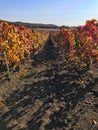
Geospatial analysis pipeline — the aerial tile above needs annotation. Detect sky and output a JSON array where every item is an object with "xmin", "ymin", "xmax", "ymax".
[{"xmin": 0, "ymin": 0, "xmax": 98, "ymax": 26}]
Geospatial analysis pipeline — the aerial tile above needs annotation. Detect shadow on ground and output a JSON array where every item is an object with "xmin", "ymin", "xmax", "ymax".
[{"xmin": 0, "ymin": 37, "xmax": 98, "ymax": 130}]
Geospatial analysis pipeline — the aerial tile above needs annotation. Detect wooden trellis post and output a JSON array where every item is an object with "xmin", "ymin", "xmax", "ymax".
[{"xmin": 4, "ymin": 51, "xmax": 10, "ymax": 79}]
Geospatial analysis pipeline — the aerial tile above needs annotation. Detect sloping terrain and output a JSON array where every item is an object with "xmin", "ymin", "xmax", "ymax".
[{"xmin": 0, "ymin": 36, "xmax": 98, "ymax": 130}]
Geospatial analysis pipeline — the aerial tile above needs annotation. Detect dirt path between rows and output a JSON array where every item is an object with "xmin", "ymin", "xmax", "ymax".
[{"xmin": 0, "ymin": 36, "xmax": 98, "ymax": 130}]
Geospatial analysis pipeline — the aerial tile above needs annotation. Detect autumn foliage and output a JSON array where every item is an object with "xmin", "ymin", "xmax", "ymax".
[
  {"xmin": 0, "ymin": 19, "xmax": 98, "ymax": 71},
  {"xmin": 0, "ymin": 20, "xmax": 48, "ymax": 69},
  {"xmin": 52, "ymin": 19, "xmax": 98, "ymax": 67}
]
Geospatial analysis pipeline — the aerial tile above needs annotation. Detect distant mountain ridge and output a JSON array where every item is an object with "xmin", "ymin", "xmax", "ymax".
[
  {"xmin": 12, "ymin": 21, "xmax": 78, "ymax": 29},
  {"xmin": 10, "ymin": 21, "xmax": 60, "ymax": 29},
  {"xmin": 1, "ymin": 19, "xmax": 78, "ymax": 29}
]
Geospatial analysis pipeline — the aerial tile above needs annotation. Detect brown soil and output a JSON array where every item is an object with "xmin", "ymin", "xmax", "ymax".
[{"xmin": 0, "ymin": 37, "xmax": 98, "ymax": 130}]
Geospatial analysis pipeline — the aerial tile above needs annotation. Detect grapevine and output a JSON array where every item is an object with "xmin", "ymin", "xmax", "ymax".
[
  {"xmin": 0, "ymin": 20, "xmax": 49, "ymax": 71},
  {"xmin": 52, "ymin": 19, "xmax": 98, "ymax": 67}
]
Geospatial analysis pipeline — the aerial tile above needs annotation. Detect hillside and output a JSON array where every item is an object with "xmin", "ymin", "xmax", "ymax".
[{"xmin": 10, "ymin": 21, "xmax": 60, "ymax": 29}]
